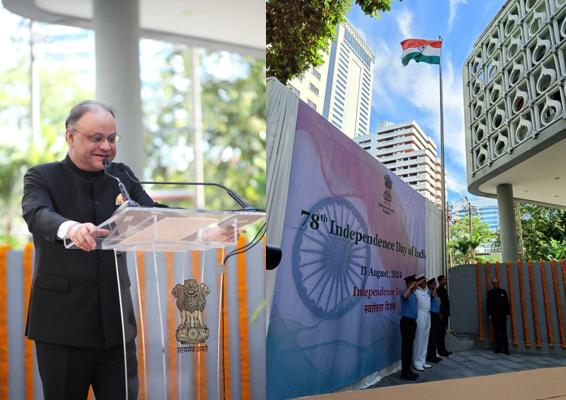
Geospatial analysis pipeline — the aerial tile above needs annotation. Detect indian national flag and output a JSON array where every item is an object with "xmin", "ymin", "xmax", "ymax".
[{"xmin": 400, "ymin": 39, "xmax": 442, "ymax": 66}]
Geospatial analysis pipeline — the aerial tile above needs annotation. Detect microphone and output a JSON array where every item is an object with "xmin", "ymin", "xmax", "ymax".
[
  {"xmin": 102, "ymin": 158, "xmax": 139, "ymax": 208},
  {"xmin": 117, "ymin": 165, "xmax": 258, "ymax": 211}
]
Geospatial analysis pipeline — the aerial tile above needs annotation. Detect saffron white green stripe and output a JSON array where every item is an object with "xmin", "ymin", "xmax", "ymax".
[{"xmin": 400, "ymin": 39, "xmax": 442, "ymax": 66}]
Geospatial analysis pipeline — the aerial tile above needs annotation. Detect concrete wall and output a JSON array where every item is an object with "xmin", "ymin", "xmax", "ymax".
[
  {"xmin": 463, "ymin": 0, "xmax": 566, "ymax": 192},
  {"xmin": 449, "ymin": 261, "xmax": 566, "ymax": 355}
]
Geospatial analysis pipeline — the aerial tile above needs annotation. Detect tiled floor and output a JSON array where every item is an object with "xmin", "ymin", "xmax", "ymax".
[{"xmin": 368, "ymin": 349, "xmax": 566, "ymax": 389}]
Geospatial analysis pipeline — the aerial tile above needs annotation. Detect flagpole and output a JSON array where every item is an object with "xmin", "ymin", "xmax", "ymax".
[{"xmin": 438, "ymin": 35, "xmax": 448, "ymax": 278}]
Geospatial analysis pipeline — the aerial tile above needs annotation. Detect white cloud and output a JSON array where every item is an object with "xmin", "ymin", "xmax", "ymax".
[
  {"xmin": 370, "ymin": 40, "xmax": 397, "ymax": 114},
  {"xmin": 370, "ymin": 33, "xmax": 469, "ymax": 197},
  {"xmin": 448, "ymin": 0, "xmax": 468, "ymax": 32},
  {"xmin": 398, "ymin": 58, "xmax": 465, "ymax": 163},
  {"xmin": 446, "ymin": 168, "xmax": 468, "ymax": 195},
  {"xmin": 403, "ymin": 57, "xmax": 468, "ymax": 166},
  {"xmin": 349, "ymin": 20, "xmax": 370, "ymax": 45},
  {"xmin": 396, "ymin": 9, "xmax": 414, "ymax": 38}
]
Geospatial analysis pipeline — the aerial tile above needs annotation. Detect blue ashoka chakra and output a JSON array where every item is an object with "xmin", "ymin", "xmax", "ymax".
[{"xmin": 292, "ymin": 197, "xmax": 371, "ymax": 320}]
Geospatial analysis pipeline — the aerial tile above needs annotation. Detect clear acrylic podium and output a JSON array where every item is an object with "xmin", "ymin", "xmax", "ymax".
[{"xmin": 96, "ymin": 207, "xmax": 265, "ymax": 399}]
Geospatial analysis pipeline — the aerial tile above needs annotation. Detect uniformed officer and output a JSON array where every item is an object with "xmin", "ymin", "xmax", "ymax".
[
  {"xmin": 412, "ymin": 274, "xmax": 431, "ymax": 371},
  {"xmin": 426, "ymin": 278, "xmax": 442, "ymax": 363},
  {"xmin": 400, "ymin": 274, "xmax": 418, "ymax": 380}
]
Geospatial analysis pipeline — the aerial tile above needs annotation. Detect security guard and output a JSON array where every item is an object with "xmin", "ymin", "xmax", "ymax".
[{"xmin": 487, "ymin": 278, "xmax": 511, "ymax": 354}]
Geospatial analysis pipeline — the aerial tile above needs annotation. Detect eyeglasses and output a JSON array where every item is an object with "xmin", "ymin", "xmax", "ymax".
[{"xmin": 70, "ymin": 127, "xmax": 122, "ymax": 144}]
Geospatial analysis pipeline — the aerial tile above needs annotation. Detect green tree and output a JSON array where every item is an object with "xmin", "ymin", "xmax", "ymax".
[
  {"xmin": 1, "ymin": 21, "xmax": 265, "ymax": 246},
  {"xmin": 267, "ymin": 0, "xmax": 392, "ymax": 84},
  {"xmin": 201, "ymin": 53, "xmax": 266, "ymax": 209},
  {"xmin": 141, "ymin": 46, "xmax": 266, "ymax": 210},
  {"xmin": 0, "ymin": 51, "xmax": 93, "ymax": 247},
  {"xmin": 449, "ymin": 215, "xmax": 495, "ymax": 265},
  {"xmin": 0, "ymin": 57, "xmax": 31, "ymax": 246},
  {"xmin": 142, "ymin": 44, "xmax": 195, "ymax": 186},
  {"xmin": 519, "ymin": 204, "xmax": 566, "ymax": 260},
  {"xmin": 0, "ymin": 146, "xmax": 27, "ymax": 247}
]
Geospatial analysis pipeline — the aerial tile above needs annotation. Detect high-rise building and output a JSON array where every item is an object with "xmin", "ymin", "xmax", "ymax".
[
  {"xmin": 463, "ymin": 0, "xmax": 566, "ymax": 261},
  {"xmin": 287, "ymin": 65, "xmax": 329, "ymax": 115},
  {"xmin": 287, "ymin": 19, "xmax": 375, "ymax": 138},
  {"xmin": 355, "ymin": 120, "xmax": 443, "ymax": 206},
  {"xmin": 450, "ymin": 198, "xmax": 499, "ymax": 232}
]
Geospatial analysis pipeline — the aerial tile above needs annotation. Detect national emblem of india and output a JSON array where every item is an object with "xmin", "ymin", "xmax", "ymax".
[{"xmin": 171, "ymin": 278, "xmax": 211, "ymax": 344}]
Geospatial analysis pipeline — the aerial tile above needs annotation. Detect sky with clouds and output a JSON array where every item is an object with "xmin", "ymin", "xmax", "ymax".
[
  {"xmin": 347, "ymin": 0, "xmax": 505, "ymax": 203},
  {"xmin": 0, "ymin": 1, "xmax": 506, "ymax": 205}
]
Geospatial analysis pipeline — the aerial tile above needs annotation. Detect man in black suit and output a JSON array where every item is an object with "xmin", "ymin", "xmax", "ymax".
[
  {"xmin": 22, "ymin": 101, "xmax": 157, "ymax": 399},
  {"xmin": 426, "ymin": 278, "xmax": 442, "ymax": 363},
  {"xmin": 487, "ymin": 278, "xmax": 511, "ymax": 355},
  {"xmin": 436, "ymin": 275, "xmax": 452, "ymax": 356}
]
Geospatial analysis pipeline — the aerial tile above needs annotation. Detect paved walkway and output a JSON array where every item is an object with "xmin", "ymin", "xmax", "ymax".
[{"xmin": 368, "ymin": 349, "xmax": 566, "ymax": 389}]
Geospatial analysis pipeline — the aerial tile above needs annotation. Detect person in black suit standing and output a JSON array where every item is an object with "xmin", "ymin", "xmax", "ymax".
[
  {"xmin": 487, "ymin": 278, "xmax": 511, "ymax": 355},
  {"xmin": 436, "ymin": 275, "xmax": 452, "ymax": 356},
  {"xmin": 22, "ymin": 101, "xmax": 157, "ymax": 399},
  {"xmin": 426, "ymin": 278, "xmax": 442, "ymax": 363}
]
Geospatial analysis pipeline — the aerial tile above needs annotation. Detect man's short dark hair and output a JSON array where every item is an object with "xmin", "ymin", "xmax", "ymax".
[
  {"xmin": 438, "ymin": 275, "xmax": 446, "ymax": 281},
  {"xmin": 65, "ymin": 100, "xmax": 115, "ymax": 129}
]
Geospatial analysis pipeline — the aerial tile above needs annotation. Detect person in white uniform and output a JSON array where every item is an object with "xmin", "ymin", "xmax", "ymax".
[{"xmin": 412, "ymin": 274, "xmax": 431, "ymax": 371}]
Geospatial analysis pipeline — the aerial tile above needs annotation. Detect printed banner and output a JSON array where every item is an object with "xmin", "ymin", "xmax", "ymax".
[{"xmin": 267, "ymin": 102, "xmax": 426, "ymax": 399}]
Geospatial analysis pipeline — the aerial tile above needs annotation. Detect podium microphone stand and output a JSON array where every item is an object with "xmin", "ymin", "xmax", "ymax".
[{"xmin": 82, "ymin": 206, "xmax": 264, "ymax": 399}]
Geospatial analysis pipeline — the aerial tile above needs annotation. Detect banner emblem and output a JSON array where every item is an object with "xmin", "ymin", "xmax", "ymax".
[{"xmin": 383, "ymin": 174, "xmax": 393, "ymax": 203}]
